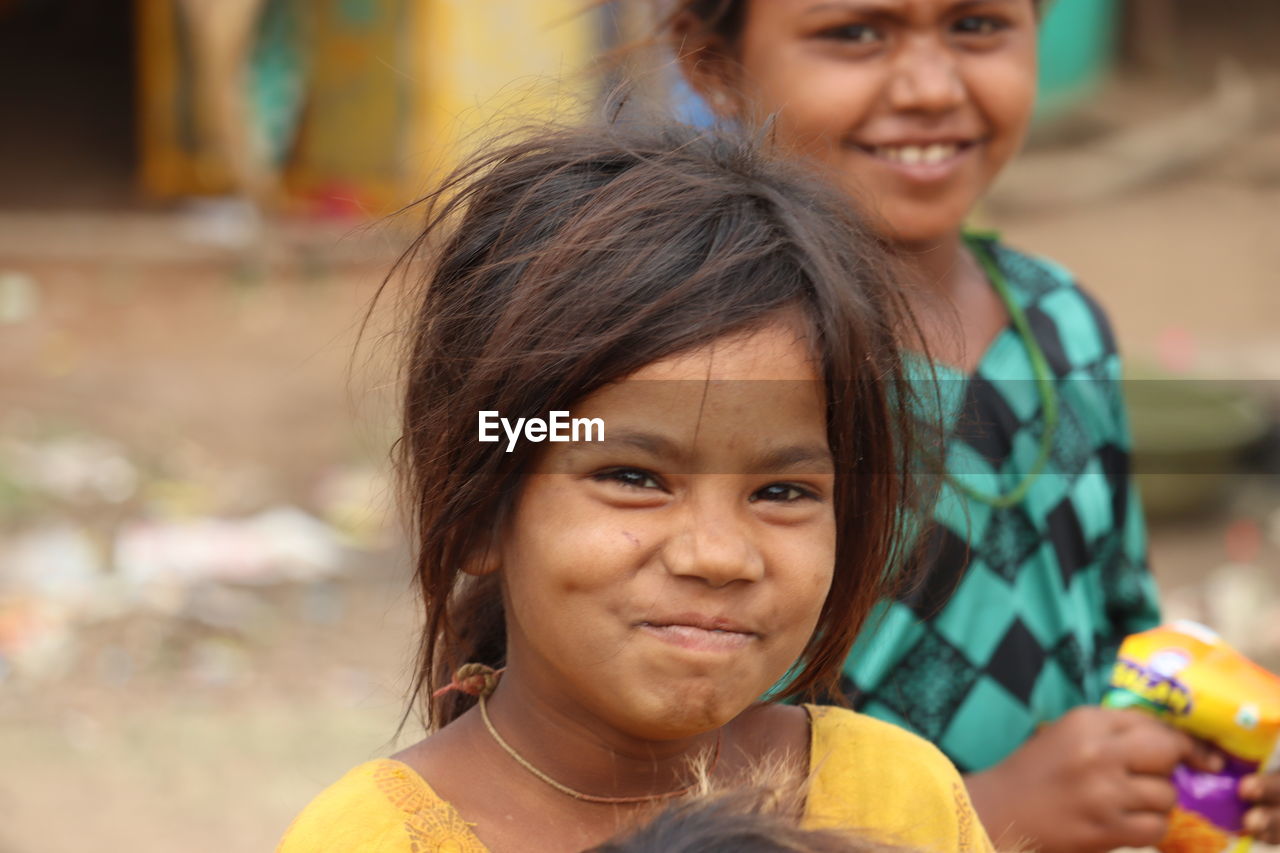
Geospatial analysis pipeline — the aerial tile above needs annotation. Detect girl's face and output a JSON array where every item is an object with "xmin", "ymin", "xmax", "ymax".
[
  {"xmin": 497, "ymin": 315, "xmax": 835, "ymax": 741},
  {"xmin": 691, "ymin": 0, "xmax": 1038, "ymax": 245}
]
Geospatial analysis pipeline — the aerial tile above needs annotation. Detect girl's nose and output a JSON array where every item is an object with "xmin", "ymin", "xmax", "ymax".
[
  {"xmin": 661, "ymin": 503, "xmax": 766, "ymax": 587},
  {"xmin": 886, "ymin": 39, "xmax": 965, "ymax": 114}
]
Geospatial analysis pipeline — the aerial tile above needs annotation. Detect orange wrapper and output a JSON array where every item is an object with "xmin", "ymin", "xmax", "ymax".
[{"xmin": 1103, "ymin": 622, "xmax": 1280, "ymax": 853}]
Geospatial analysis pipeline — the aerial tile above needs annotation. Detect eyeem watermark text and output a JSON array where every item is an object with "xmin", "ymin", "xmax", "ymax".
[{"xmin": 478, "ymin": 411, "xmax": 605, "ymax": 452}]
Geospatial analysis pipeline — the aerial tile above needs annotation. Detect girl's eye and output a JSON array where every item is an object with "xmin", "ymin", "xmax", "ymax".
[
  {"xmin": 953, "ymin": 16, "xmax": 1007, "ymax": 36},
  {"xmin": 750, "ymin": 483, "xmax": 815, "ymax": 504},
  {"xmin": 596, "ymin": 468, "xmax": 662, "ymax": 491},
  {"xmin": 818, "ymin": 23, "xmax": 882, "ymax": 45}
]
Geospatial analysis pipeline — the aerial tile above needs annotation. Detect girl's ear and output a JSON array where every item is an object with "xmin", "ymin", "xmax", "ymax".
[
  {"xmin": 461, "ymin": 539, "xmax": 501, "ymax": 577},
  {"xmin": 460, "ymin": 526, "xmax": 502, "ymax": 577},
  {"xmin": 671, "ymin": 12, "xmax": 741, "ymax": 119}
]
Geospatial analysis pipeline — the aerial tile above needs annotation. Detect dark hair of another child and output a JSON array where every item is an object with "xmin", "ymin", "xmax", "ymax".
[
  {"xmin": 587, "ymin": 786, "xmax": 910, "ymax": 853},
  {"xmin": 385, "ymin": 119, "xmax": 936, "ymax": 730}
]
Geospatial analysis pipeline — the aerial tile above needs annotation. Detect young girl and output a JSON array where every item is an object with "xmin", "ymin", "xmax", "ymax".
[
  {"xmin": 277, "ymin": 123, "xmax": 992, "ymax": 852},
  {"xmin": 661, "ymin": 1, "xmax": 1280, "ymax": 850}
]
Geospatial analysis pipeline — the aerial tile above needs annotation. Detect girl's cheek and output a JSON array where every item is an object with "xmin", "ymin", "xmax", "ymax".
[
  {"xmin": 807, "ymin": 564, "xmax": 836, "ymax": 603},
  {"xmin": 780, "ymin": 542, "xmax": 836, "ymax": 602},
  {"xmin": 977, "ymin": 60, "xmax": 1037, "ymax": 126}
]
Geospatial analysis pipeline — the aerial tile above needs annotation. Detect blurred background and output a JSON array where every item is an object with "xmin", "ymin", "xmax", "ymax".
[{"xmin": 0, "ymin": 1, "xmax": 1277, "ymax": 850}]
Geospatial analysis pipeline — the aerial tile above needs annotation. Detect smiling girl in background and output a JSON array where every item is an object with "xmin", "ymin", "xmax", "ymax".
[
  {"xmin": 661, "ymin": 1, "xmax": 1280, "ymax": 850},
  {"xmin": 276, "ymin": 123, "xmax": 993, "ymax": 852}
]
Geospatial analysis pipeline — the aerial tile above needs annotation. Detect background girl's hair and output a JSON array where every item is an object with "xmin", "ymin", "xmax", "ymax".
[
  {"xmin": 385, "ymin": 116, "xmax": 937, "ymax": 731},
  {"xmin": 660, "ymin": 0, "xmax": 1046, "ymax": 44}
]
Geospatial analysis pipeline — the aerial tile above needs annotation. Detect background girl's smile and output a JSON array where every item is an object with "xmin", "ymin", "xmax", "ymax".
[{"xmin": 850, "ymin": 135, "xmax": 980, "ymax": 185}]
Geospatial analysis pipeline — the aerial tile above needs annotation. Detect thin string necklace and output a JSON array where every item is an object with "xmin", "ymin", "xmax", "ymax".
[
  {"xmin": 437, "ymin": 664, "xmax": 722, "ymax": 806},
  {"xmin": 951, "ymin": 231, "xmax": 1059, "ymax": 509}
]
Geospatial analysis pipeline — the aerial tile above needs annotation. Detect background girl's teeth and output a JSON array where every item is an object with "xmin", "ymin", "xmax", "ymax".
[
  {"xmin": 923, "ymin": 144, "xmax": 954, "ymax": 165},
  {"xmin": 873, "ymin": 144, "xmax": 960, "ymax": 164}
]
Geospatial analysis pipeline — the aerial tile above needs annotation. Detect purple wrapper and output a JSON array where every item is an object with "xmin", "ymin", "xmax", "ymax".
[{"xmin": 1173, "ymin": 754, "xmax": 1255, "ymax": 831}]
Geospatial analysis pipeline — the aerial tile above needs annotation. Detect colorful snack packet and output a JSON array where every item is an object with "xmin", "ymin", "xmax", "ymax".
[{"xmin": 1103, "ymin": 621, "xmax": 1280, "ymax": 853}]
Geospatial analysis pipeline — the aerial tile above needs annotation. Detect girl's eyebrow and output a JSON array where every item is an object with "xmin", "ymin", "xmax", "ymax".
[
  {"xmin": 950, "ymin": 0, "xmax": 1023, "ymax": 9},
  {"xmin": 802, "ymin": 0, "xmax": 901, "ymax": 16},
  {"xmin": 588, "ymin": 430, "xmax": 690, "ymax": 465},
  {"xmin": 803, "ymin": 1, "xmax": 888, "ymax": 15},
  {"xmin": 746, "ymin": 444, "xmax": 835, "ymax": 475},
  {"xmin": 549, "ymin": 429, "xmax": 676, "ymax": 459},
  {"xmin": 571, "ymin": 430, "xmax": 833, "ymax": 475},
  {"xmin": 803, "ymin": 0, "xmax": 1019, "ymax": 15}
]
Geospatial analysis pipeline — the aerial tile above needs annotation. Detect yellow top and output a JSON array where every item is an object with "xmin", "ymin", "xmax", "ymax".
[{"xmin": 277, "ymin": 705, "xmax": 993, "ymax": 853}]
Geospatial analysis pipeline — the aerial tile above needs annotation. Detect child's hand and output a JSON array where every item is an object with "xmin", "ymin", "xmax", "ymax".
[
  {"xmin": 1241, "ymin": 771, "xmax": 1280, "ymax": 843},
  {"xmin": 964, "ymin": 706, "xmax": 1223, "ymax": 853}
]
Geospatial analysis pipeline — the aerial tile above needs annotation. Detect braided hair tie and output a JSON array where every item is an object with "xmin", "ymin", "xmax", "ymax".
[{"xmin": 432, "ymin": 663, "xmax": 504, "ymax": 699}]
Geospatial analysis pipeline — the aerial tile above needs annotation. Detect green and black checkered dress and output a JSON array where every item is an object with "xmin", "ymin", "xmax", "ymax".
[{"xmin": 841, "ymin": 234, "xmax": 1161, "ymax": 774}]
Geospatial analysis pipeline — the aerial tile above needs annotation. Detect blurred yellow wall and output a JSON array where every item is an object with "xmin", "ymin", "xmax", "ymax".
[
  {"xmin": 409, "ymin": 0, "xmax": 598, "ymax": 184},
  {"xmin": 137, "ymin": 0, "xmax": 598, "ymax": 212}
]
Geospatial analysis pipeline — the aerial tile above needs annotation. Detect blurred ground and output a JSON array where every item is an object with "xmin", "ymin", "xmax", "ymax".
[
  {"xmin": 0, "ymin": 223, "xmax": 420, "ymax": 851},
  {"xmin": 3, "ymin": 34, "xmax": 1280, "ymax": 853}
]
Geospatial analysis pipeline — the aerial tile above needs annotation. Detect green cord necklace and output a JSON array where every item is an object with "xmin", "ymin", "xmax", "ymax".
[{"xmin": 949, "ymin": 233, "xmax": 1059, "ymax": 509}]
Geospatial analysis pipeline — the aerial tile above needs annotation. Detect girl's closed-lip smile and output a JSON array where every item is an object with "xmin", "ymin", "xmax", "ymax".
[{"xmin": 638, "ymin": 613, "xmax": 759, "ymax": 653}]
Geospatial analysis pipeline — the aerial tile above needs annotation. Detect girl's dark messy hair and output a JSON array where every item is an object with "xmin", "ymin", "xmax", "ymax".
[
  {"xmin": 390, "ymin": 119, "xmax": 934, "ymax": 730},
  {"xmin": 589, "ymin": 786, "xmax": 911, "ymax": 853},
  {"xmin": 587, "ymin": 752, "xmax": 915, "ymax": 853}
]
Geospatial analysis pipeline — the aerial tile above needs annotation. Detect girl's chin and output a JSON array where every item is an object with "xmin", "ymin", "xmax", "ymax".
[
  {"xmin": 617, "ymin": 688, "xmax": 751, "ymax": 740},
  {"xmin": 877, "ymin": 216, "xmax": 971, "ymax": 248},
  {"xmin": 858, "ymin": 197, "xmax": 977, "ymax": 248}
]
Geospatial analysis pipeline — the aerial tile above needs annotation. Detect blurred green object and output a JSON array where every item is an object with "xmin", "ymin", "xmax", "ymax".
[
  {"xmin": 1035, "ymin": 0, "xmax": 1118, "ymax": 123},
  {"xmin": 1126, "ymin": 368, "xmax": 1272, "ymax": 520},
  {"xmin": 249, "ymin": 0, "xmax": 309, "ymax": 169}
]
